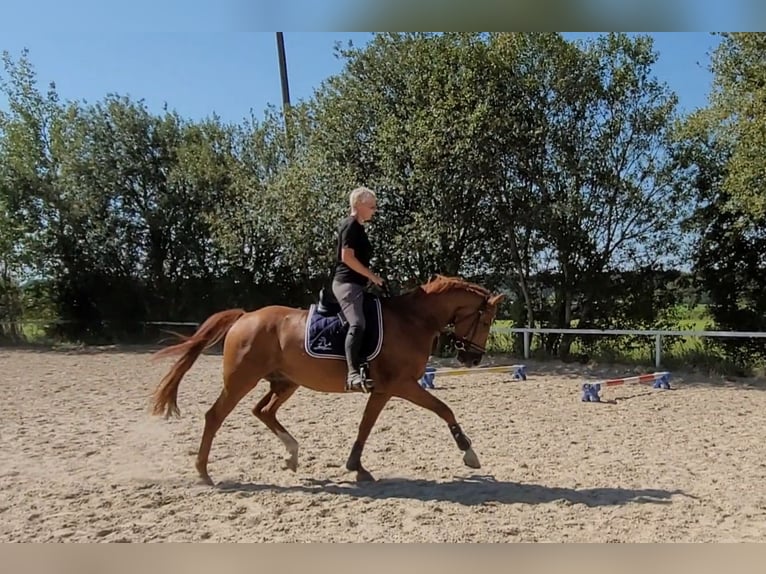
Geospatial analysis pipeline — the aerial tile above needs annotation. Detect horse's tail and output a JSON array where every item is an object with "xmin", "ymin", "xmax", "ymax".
[{"xmin": 151, "ymin": 308, "xmax": 246, "ymax": 418}]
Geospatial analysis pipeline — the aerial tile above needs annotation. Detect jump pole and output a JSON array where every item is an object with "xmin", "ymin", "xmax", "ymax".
[
  {"xmin": 581, "ymin": 371, "xmax": 671, "ymax": 402},
  {"xmin": 420, "ymin": 364, "xmax": 527, "ymax": 389}
]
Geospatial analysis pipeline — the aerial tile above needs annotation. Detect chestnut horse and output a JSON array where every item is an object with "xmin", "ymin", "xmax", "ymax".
[{"xmin": 151, "ymin": 275, "xmax": 505, "ymax": 484}]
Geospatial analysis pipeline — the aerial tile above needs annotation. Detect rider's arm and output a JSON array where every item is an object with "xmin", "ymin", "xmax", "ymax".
[{"xmin": 340, "ymin": 247, "xmax": 376, "ymax": 282}]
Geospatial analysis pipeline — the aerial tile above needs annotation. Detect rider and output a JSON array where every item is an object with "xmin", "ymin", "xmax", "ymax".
[{"xmin": 331, "ymin": 186, "xmax": 384, "ymax": 392}]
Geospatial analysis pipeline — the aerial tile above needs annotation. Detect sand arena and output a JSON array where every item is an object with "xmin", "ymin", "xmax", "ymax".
[{"xmin": 2, "ymin": 347, "xmax": 765, "ymax": 542}]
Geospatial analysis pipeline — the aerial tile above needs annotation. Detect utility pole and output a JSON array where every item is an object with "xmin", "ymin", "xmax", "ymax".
[
  {"xmin": 276, "ymin": 32, "xmax": 292, "ymax": 153},
  {"xmin": 276, "ymin": 32, "xmax": 291, "ymax": 115}
]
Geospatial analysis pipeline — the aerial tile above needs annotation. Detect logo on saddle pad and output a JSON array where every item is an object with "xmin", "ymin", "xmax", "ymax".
[{"xmin": 304, "ymin": 296, "xmax": 383, "ymax": 362}]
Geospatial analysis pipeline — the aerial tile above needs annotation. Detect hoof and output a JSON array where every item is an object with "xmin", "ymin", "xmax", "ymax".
[
  {"xmin": 198, "ymin": 474, "xmax": 215, "ymax": 486},
  {"xmin": 462, "ymin": 447, "xmax": 481, "ymax": 469},
  {"xmin": 196, "ymin": 461, "xmax": 214, "ymax": 486},
  {"xmin": 356, "ymin": 468, "xmax": 376, "ymax": 482},
  {"xmin": 345, "ymin": 383, "xmax": 373, "ymax": 393},
  {"xmin": 283, "ymin": 456, "xmax": 298, "ymax": 472}
]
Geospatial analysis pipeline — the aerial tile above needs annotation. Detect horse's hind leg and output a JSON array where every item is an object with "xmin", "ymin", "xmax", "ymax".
[
  {"xmin": 346, "ymin": 391, "xmax": 391, "ymax": 482},
  {"xmin": 253, "ymin": 375, "xmax": 300, "ymax": 472},
  {"xmin": 196, "ymin": 369, "xmax": 263, "ymax": 486}
]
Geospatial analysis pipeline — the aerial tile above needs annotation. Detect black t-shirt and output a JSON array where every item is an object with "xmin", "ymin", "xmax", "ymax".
[{"xmin": 333, "ymin": 216, "xmax": 372, "ymax": 285}]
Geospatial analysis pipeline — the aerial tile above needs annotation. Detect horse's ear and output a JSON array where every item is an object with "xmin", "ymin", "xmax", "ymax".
[{"xmin": 489, "ymin": 293, "xmax": 505, "ymax": 306}]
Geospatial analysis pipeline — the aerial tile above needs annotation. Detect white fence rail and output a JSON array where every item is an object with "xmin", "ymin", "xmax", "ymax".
[
  {"xmin": 5, "ymin": 320, "xmax": 766, "ymax": 369},
  {"xmin": 492, "ymin": 327, "xmax": 766, "ymax": 368}
]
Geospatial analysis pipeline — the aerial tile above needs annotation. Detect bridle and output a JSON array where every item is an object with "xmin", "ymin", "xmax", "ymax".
[{"xmin": 443, "ymin": 296, "xmax": 490, "ymax": 355}]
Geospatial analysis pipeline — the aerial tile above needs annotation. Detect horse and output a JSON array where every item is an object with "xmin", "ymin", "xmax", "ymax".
[{"xmin": 150, "ymin": 275, "xmax": 505, "ymax": 485}]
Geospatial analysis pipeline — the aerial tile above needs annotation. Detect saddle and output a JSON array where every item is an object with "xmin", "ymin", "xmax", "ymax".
[
  {"xmin": 304, "ymin": 287, "xmax": 384, "ymax": 364},
  {"xmin": 316, "ymin": 283, "xmax": 389, "ymax": 317},
  {"xmin": 316, "ymin": 287, "xmax": 344, "ymax": 318}
]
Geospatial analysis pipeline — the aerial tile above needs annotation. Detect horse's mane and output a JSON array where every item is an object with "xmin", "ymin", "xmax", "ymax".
[
  {"xmin": 421, "ymin": 275, "xmax": 491, "ymax": 297},
  {"xmin": 383, "ymin": 275, "xmax": 492, "ymax": 307}
]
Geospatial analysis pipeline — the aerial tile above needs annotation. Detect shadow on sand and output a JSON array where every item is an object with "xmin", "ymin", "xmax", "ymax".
[{"xmin": 215, "ymin": 474, "xmax": 692, "ymax": 507}]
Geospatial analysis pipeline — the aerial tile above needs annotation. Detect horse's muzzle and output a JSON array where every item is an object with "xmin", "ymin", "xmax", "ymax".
[{"xmin": 457, "ymin": 349, "xmax": 483, "ymax": 367}]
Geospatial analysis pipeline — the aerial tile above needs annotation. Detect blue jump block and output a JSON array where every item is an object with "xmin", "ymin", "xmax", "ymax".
[
  {"xmin": 653, "ymin": 373, "xmax": 672, "ymax": 389},
  {"xmin": 581, "ymin": 383, "xmax": 602, "ymax": 402},
  {"xmin": 513, "ymin": 365, "xmax": 527, "ymax": 381},
  {"xmin": 420, "ymin": 366, "xmax": 437, "ymax": 389}
]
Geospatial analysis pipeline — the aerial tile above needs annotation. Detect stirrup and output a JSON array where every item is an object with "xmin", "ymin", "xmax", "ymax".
[{"xmin": 346, "ymin": 365, "xmax": 374, "ymax": 393}]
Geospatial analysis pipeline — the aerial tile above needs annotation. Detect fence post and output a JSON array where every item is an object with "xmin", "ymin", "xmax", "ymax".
[
  {"xmin": 523, "ymin": 330, "xmax": 530, "ymax": 359},
  {"xmin": 655, "ymin": 333, "xmax": 662, "ymax": 369}
]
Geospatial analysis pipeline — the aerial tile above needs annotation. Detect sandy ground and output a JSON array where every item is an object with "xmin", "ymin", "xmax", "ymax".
[{"xmin": 1, "ymin": 346, "xmax": 766, "ymax": 543}]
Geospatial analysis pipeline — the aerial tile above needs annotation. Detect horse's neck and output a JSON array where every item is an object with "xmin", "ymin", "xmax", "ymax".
[{"xmin": 399, "ymin": 290, "xmax": 472, "ymax": 333}]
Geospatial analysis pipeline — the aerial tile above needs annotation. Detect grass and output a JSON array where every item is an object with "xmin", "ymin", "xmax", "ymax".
[
  {"xmin": 484, "ymin": 305, "xmax": 766, "ymax": 377},
  {"xmin": 4, "ymin": 306, "xmax": 765, "ymax": 376}
]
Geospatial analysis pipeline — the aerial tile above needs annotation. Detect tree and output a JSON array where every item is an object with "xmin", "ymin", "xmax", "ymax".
[
  {"xmin": 310, "ymin": 33, "xmax": 507, "ymax": 286},
  {"xmin": 706, "ymin": 33, "xmax": 766, "ymax": 221},
  {"xmin": 489, "ymin": 33, "xmax": 687, "ymax": 357},
  {"xmin": 0, "ymin": 49, "xmax": 65, "ymax": 336},
  {"xmin": 675, "ymin": 33, "xmax": 766, "ymax": 365}
]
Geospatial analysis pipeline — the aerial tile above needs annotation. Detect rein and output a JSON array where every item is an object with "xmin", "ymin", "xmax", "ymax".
[{"xmin": 443, "ymin": 296, "xmax": 489, "ymax": 354}]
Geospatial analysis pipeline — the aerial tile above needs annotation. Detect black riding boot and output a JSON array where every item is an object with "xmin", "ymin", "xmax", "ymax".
[{"xmin": 344, "ymin": 325, "xmax": 369, "ymax": 392}]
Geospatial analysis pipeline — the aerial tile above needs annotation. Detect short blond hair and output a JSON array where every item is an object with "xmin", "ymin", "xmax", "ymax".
[{"xmin": 349, "ymin": 186, "xmax": 376, "ymax": 209}]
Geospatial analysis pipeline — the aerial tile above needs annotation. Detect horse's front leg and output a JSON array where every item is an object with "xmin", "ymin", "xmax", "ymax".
[
  {"xmin": 346, "ymin": 391, "xmax": 391, "ymax": 482},
  {"xmin": 393, "ymin": 380, "xmax": 481, "ymax": 470}
]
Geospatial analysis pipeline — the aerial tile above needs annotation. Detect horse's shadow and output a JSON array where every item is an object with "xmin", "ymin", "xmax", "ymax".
[{"xmin": 216, "ymin": 474, "xmax": 691, "ymax": 507}]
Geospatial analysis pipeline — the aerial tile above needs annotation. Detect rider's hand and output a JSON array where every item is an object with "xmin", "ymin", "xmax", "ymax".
[{"xmin": 369, "ymin": 273, "xmax": 384, "ymax": 287}]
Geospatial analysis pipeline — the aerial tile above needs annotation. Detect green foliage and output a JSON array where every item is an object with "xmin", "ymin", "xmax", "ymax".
[
  {"xmin": 311, "ymin": 33, "xmax": 506, "ymax": 284},
  {"xmin": 0, "ymin": 49, "xmax": 312, "ymax": 340},
  {"xmin": 672, "ymin": 33, "xmax": 766, "ymax": 366},
  {"xmin": 2, "ymin": 34, "xmax": 766, "ymax": 374},
  {"xmin": 706, "ymin": 33, "xmax": 766, "ymax": 220}
]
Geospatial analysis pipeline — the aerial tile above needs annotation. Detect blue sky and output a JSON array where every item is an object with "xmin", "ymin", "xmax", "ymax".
[{"xmin": 1, "ymin": 32, "xmax": 720, "ymax": 125}]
